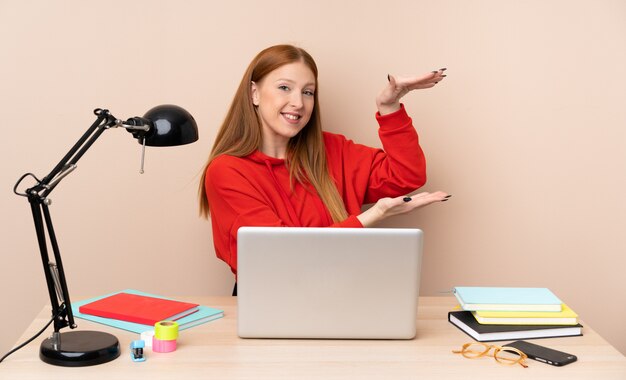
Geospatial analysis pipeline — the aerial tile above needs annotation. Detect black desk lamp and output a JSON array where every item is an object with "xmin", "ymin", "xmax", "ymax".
[{"xmin": 13, "ymin": 105, "xmax": 198, "ymax": 366}]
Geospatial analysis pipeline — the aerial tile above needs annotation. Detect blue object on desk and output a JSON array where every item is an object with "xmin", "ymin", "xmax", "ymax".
[
  {"xmin": 71, "ymin": 289, "xmax": 224, "ymax": 334},
  {"xmin": 130, "ymin": 340, "xmax": 146, "ymax": 362}
]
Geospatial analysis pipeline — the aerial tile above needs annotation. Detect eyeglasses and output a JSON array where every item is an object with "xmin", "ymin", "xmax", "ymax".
[{"xmin": 452, "ymin": 342, "xmax": 528, "ymax": 368}]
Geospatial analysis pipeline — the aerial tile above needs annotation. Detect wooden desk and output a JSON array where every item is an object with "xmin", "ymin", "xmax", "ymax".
[{"xmin": 2, "ymin": 297, "xmax": 625, "ymax": 379}]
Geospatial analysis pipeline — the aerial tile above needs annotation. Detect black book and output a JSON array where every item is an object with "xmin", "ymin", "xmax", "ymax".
[{"xmin": 448, "ymin": 311, "xmax": 583, "ymax": 342}]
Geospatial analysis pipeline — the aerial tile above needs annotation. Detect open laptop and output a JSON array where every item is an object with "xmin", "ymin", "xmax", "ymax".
[{"xmin": 237, "ymin": 227, "xmax": 423, "ymax": 339}]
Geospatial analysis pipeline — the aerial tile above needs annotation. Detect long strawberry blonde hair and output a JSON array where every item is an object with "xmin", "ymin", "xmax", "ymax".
[{"xmin": 198, "ymin": 44, "xmax": 348, "ymax": 222}]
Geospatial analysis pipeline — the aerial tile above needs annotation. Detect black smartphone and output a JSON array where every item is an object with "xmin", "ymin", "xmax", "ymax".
[{"xmin": 505, "ymin": 340, "xmax": 577, "ymax": 366}]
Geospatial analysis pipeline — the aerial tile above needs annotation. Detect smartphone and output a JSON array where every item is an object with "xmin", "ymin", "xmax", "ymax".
[{"xmin": 505, "ymin": 340, "xmax": 577, "ymax": 366}]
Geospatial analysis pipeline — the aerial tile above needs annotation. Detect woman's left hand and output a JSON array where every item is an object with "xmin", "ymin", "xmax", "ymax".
[
  {"xmin": 376, "ymin": 69, "xmax": 447, "ymax": 115},
  {"xmin": 356, "ymin": 191, "xmax": 451, "ymax": 227}
]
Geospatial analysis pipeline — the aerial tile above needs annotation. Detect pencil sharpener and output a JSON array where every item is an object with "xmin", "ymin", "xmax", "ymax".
[{"xmin": 130, "ymin": 340, "xmax": 146, "ymax": 362}]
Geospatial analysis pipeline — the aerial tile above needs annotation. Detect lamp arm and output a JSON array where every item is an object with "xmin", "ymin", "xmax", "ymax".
[
  {"xmin": 28, "ymin": 198, "xmax": 74, "ymax": 333},
  {"xmin": 19, "ymin": 108, "xmax": 121, "ymax": 334},
  {"xmin": 28, "ymin": 198, "xmax": 64, "ymax": 331},
  {"xmin": 35, "ymin": 109, "xmax": 114, "ymax": 195},
  {"xmin": 40, "ymin": 124, "xmax": 109, "ymax": 198}
]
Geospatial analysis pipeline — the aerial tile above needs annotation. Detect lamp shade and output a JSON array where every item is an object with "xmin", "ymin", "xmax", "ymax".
[{"xmin": 142, "ymin": 104, "xmax": 199, "ymax": 147}]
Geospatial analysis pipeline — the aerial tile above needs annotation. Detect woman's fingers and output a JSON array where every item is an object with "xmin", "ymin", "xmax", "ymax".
[
  {"xmin": 393, "ymin": 69, "xmax": 447, "ymax": 90},
  {"xmin": 404, "ymin": 191, "xmax": 451, "ymax": 206}
]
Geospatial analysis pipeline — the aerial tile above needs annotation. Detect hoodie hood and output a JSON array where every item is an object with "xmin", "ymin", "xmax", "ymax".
[{"xmin": 247, "ymin": 150, "xmax": 285, "ymax": 166}]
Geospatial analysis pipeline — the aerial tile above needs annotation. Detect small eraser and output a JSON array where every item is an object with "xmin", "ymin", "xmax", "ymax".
[{"xmin": 140, "ymin": 330, "xmax": 155, "ymax": 348}]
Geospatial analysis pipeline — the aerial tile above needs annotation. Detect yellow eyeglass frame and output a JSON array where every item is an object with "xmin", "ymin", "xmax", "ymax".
[{"xmin": 452, "ymin": 342, "xmax": 528, "ymax": 368}]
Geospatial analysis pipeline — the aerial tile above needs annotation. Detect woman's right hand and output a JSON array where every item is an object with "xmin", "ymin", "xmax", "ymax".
[{"xmin": 357, "ymin": 191, "xmax": 451, "ymax": 227}]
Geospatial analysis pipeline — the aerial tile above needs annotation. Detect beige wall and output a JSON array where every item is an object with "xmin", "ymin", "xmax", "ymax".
[{"xmin": 1, "ymin": 0, "xmax": 624, "ymax": 356}]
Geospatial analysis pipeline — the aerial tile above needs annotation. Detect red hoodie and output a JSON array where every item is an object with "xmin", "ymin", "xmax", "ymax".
[{"xmin": 205, "ymin": 105, "xmax": 426, "ymax": 274}]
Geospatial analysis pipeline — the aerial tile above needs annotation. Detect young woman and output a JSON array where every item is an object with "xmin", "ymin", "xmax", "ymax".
[{"xmin": 199, "ymin": 44, "xmax": 449, "ymax": 281}]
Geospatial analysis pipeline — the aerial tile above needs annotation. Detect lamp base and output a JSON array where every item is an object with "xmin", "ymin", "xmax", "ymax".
[{"xmin": 40, "ymin": 330, "xmax": 120, "ymax": 367}]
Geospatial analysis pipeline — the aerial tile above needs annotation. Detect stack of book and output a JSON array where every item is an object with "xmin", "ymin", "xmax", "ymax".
[
  {"xmin": 73, "ymin": 289, "xmax": 224, "ymax": 334},
  {"xmin": 448, "ymin": 287, "xmax": 583, "ymax": 342}
]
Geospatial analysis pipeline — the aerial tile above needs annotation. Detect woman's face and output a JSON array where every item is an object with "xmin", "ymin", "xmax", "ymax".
[{"xmin": 251, "ymin": 61, "xmax": 316, "ymax": 156}]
